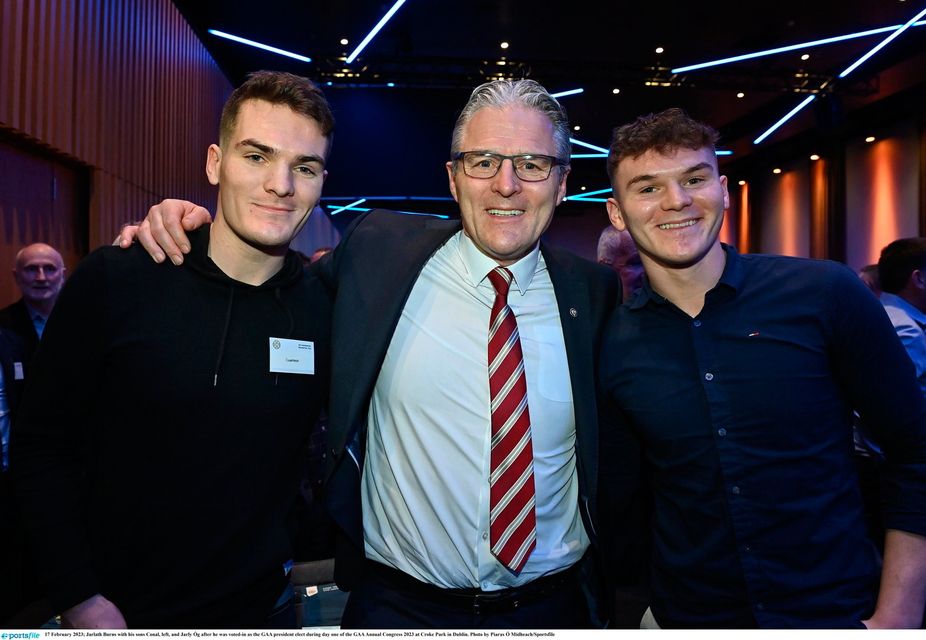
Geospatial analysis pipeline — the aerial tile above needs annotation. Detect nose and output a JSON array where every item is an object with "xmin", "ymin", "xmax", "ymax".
[
  {"xmin": 662, "ymin": 182, "xmax": 693, "ymax": 211},
  {"xmin": 34, "ymin": 266, "xmax": 48, "ymax": 281},
  {"xmin": 265, "ymin": 163, "xmax": 295, "ymax": 198},
  {"xmin": 491, "ymin": 158, "xmax": 522, "ymax": 197}
]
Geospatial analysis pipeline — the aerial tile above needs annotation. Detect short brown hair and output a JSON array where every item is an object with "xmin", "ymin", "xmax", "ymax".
[
  {"xmin": 219, "ymin": 71, "xmax": 335, "ymax": 152},
  {"xmin": 607, "ymin": 108, "xmax": 718, "ymax": 186}
]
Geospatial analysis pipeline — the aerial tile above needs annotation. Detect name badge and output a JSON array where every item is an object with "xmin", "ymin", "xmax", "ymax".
[
  {"xmin": 13, "ymin": 362, "xmax": 24, "ymax": 380},
  {"xmin": 269, "ymin": 338, "xmax": 314, "ymax": 375}
]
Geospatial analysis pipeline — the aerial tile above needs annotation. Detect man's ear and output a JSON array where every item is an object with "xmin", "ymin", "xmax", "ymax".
[
  {"xmin": 446, "ymin": 161, "xmax": 460, "ymax": 203},
  {"xmin": 606, "ymin": 197, "xmax": 627, "ymax": 231},
  {"xmin": 205, "ymin": 144, "xmax": 222, "ymax": 186}
]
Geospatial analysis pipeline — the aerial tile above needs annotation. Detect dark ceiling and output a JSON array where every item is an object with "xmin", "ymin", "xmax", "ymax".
[{"xmin": 171, "ymin": 1, "xmax": 926, "ymax": 208}]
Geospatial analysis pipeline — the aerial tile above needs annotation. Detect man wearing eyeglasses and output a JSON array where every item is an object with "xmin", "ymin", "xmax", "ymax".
[{"xmin": 118, "ymin": 79, "xmax": 619, "ymax": 629}]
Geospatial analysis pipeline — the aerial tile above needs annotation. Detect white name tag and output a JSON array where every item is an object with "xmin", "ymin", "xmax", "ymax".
[
  {"xmin": 269, "ymin": 338, "xmax": 314, "ymax": 375},
  {"xmin": 13, "ymin": 362, "xmax": 24, "ymax": 380}
]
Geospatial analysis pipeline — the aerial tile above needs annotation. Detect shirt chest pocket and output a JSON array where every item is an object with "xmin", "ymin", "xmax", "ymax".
[{"xmin": 519, "ymin": 324, "xmax": 573, "ymax": 403}]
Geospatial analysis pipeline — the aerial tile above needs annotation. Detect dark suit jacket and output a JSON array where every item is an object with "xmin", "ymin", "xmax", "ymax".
[
  {"xmin": 318, "ymin": 210, "xmax": 620, "ymax": 600},
  {"xmin": 0, "ymin": 299, "xmax": 40, "ymax": 361}
]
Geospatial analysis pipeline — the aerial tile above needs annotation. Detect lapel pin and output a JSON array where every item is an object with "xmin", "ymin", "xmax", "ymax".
[{"xmin": 569, "ymin": 308, "xmax": 578, "ymax": 317}]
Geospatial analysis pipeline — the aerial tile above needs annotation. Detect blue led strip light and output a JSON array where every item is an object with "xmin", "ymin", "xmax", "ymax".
[
  {"xmin": 327, "ymin": 198, "xmax": 366, "ymax": 215},
  {"xmin": 570, "ymin": 138, "xmax": 609, "ymax": 153},
  {"xmin": 346, "ymin": 0, "xmax": 408, "ymax": 64},
  {"xmin": 753, "ymin": 95, "xmax": 817, "ymax": 145},
  {"xmin": 672, "ymin": 19, "xmax": 926, "ymax": 74},
  {"xmin": 207, "ymin": 30, "xmax": 312, "ymax": 63},
  {"xmin": 839, "ymin": 6, "xmax": 926, "ymax": 78},
  {"xmin": 550, "ymin": 88, "xmax": 584, "ymax": 98}
]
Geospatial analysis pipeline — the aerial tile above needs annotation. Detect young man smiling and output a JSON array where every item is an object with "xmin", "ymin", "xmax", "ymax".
[
  {"xmin": 14, "ymin": 71, "xmax": 334, "ymax": 628},
  {"xmin": 599, "ymin": 108, "xmax": 926, "ymax": 628}
]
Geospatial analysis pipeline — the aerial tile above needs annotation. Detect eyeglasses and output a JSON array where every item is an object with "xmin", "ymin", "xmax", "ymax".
[{"xmin": 452, "ymin": 151, "xmax": 566, "ymax": 182}]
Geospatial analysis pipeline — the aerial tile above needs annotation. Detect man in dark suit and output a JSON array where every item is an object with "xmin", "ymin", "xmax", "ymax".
[
  {"xmin": 0, "ymin": 243, "xmax": 66, "ymax": 359},
  {"xmin": 123, "ymin": 79, "xmax": 619, "ymax": 629},
  {"xmin": 0, "ymin": 326, "xmax": 29, "ymax": 624}
]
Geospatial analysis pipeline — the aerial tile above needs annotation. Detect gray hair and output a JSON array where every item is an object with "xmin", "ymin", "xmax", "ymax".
[{"xmin": 450, "ymin": 79, "xmax": 571, "ymax": 164}]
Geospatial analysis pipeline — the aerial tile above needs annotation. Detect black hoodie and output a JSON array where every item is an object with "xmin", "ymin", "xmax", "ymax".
[{"xmin": 13, "ymin": 227, "xmax": 332, "ymax": 627}]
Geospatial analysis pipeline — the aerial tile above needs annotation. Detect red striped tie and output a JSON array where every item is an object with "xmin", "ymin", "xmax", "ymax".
[{"xmin": 487, "ymin": 267, "xmax": 536, "ymax": 573}]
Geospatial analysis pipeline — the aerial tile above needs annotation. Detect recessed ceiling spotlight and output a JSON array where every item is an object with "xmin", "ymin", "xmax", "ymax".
[
  {"xmin": 612, "ymin": 88, "xmax": 620, "ymax": 94},
  {"xmin": 340, "ymin": 38, "xmax": 349, "ymax": 45},
  {"xmin": 773, "ymin": 168, "xmax": 782, "ymax": 174},
  {"xmin": 500, "ymin": 41, "xmax": 509, "ymax": 49},
  {"xmin": 655, "ymin": 46, "xmax": 664, "ymax": 54},
  {"xmin": 580, "ymin": 186, "xmax": 587, "ymax": 191},
  {"xmin": 573, "ymin": 125, "xmax": 581, "ymax": 131},
  {"xmin": 801, "ymin": 53, "xmax": 810, "ymax": 60},
  {"xmin": 738, "ymin": 180, "xmax": 747, "ymax": 186},
  {"xmin": 810, "ymin": 154, "xmax": 820, "ymax": 161},
  {"xmin": 736, "ymin": 92, "xmax": 745, "ymax": 98},
  {"xmin": 865, "ymin": 136, "xmax": 876, "ymax": 143}
]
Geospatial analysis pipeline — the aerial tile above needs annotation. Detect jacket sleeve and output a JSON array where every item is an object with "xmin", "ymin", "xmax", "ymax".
[{"xmin": 11, "ymin": 249, "xmax": 110, "ymax": 613}]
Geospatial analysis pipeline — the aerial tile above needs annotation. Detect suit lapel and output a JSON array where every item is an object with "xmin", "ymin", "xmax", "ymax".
[{"xmin": 542, "ymin": 243, "xmax": 598, "ymax": 514}]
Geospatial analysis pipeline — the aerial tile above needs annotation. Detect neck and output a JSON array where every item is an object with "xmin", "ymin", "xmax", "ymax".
[
  {"xmin": 207, "ymin": 218, "xmax": 286, "ymax": 286},
  {"xmin": 644, "ymin": 242, "xmax": 727, "ymax": 317},
  {"xmin": 23, "ymin": 298, "xmax": 54, "ymax": 317}
]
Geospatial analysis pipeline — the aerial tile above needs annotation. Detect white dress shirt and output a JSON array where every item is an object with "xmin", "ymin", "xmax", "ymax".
[
  {"xmin": 362, "ymin": 230, "xmax": 588, "ymax": 590},
  {"xmin": 881, "ymin": 292, "xmax": 926, "ymax": 398}
]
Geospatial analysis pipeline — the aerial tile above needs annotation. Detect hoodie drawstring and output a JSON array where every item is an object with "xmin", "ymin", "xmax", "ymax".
[{"xmin": 213, "ymin": 285, "xmax": 235, "ymax": 388}]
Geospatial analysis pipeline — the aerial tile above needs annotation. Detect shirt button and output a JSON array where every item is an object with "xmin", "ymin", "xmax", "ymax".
[
  {"xmin": 693, "ymin": 320, "xmax": 702, "ymax": 327},
  {"xmin": 717, "ymin": 428, "xmax": 727, "ymax": 437},
  {"xmin": 731, "ymin": 486, "xmax": 741, "ymax": 495},
  {"xmin": 704, "ymin": 372, "xmax": 714, "ymax": 381},
  {"xmin": 482, "ymin": 531, "xmax": 488, "ymax": 540}
]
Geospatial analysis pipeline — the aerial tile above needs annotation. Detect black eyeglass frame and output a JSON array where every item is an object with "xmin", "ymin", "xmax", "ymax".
[{"xmin": 451, "ymin": 151, "xmax": 568, "ymax": 182}]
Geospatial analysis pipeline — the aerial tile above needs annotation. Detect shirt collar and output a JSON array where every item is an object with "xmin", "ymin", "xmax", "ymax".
[
  {"xmin": 628, "ymin": 242, "xmax": 741, "ymax": 310},
  {"xmin": 457, "ymin": 231, "xmax": 540, "ymax": 296},
  {"xmin": 881, "ymin": 292, "xmax": 926, "ymax": 325}
]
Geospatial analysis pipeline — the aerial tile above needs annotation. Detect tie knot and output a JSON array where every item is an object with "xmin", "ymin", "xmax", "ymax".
[{"xmin": 487, "ymin": 267, "xmax": 513, "ymax": 299}]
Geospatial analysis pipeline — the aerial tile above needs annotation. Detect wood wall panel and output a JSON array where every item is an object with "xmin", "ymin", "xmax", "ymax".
[{"xmin": 0, "ymin": 0, "xmax": 231, "ymax": 250}]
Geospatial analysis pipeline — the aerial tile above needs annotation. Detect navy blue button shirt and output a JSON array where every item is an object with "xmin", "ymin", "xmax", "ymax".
[{"xmin": 599, "ymin": 245, "xmax": 926, "ymax": 628}]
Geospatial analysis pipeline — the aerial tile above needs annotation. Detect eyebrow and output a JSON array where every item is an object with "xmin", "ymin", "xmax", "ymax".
[
  {"xmin": 236, "ymin": 138, "xmax": 325, "ymax": 166},
  {"xmin": 625, "ymin": 161, "xmax": 714, "ymax": 190}
]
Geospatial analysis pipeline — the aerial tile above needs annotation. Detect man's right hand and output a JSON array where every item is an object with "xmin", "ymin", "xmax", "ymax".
[
  {"xmin": 61, "ymin": 593, "xmax": 128, "ymax": 628},
  {"xmin": 117, "ymin": 199, "xmax": 212, "ymax": 265}
]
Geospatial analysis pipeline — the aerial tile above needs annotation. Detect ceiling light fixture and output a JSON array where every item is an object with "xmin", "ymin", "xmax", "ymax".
[
  {"xmin": 573, "ymin": 125, "xmax": 581, "ymax": 131},
  {"xmin": 736, "ymin": 92, "xmax": 745, "ymax": 98},
  {"xmin": 671, "ymin": 19, "xmax": 926, "ymax": 73},
  {"xmin": 340, "ymin": 38, "xmax": 349, "ymax": 45},
  {"xmin": 207, "ymin": 29, "xmax": 312, "ymax": 62},
  {"xmin": 612, "ymin": 88, "xmax": 621, "ymax": 94},
  {"xmin": 810, "ymin": 154, "xmax": 820, "ymax": 160},
  {"xmin": 753, "ymin": 95, "xmax": 816, "ymax": 144},
  {"xmin": 738, "ymin": 180, "xmax": 747, "ymax": 186},
  {"xmin": 570, "ymin": 137, "xmax": 609, "ymax": 153},
  {"xmin": 773, "ymin": 168, "xmax": 782, "ymax": 174},
  {"xmin": 838, "ymin": 5, "xmax": 926, "ymax": 78},
  {"xmin": 550, "ymin": 88, "xmax": 584, "ymax": 98},
  {"xmin": 328, "ymin": 198, "xmax": 367, "ymax": 215},
  {"xmin": 345, "ymin": 0, "xmax": 407, "ymax": 64},
  {"xmin": 500, "ymin": 41, "xmax": 510, "ymax": 49},
  {"xmin": 865, "ymin": 136, "xmax": 876, "ymax": 142},
  {"xmin": 801, "ymin": 53, "xmax": 810, "ymax": 60},
  {"xmin": 655, "ymin": 47, "xmax": 664, "ymax": 54}
]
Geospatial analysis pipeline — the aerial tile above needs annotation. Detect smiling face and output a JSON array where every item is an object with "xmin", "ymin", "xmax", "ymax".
[
  {"xmin": 207, "ymin": 99, "xmax": 328, "ymax": 256},
  {"xmin": 447, "ymin": 105, "xmax": 569, "ymax": 266},
  {"xmin": 607, "ymin": 146, "xmax": 729, "ymax": 275}
]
